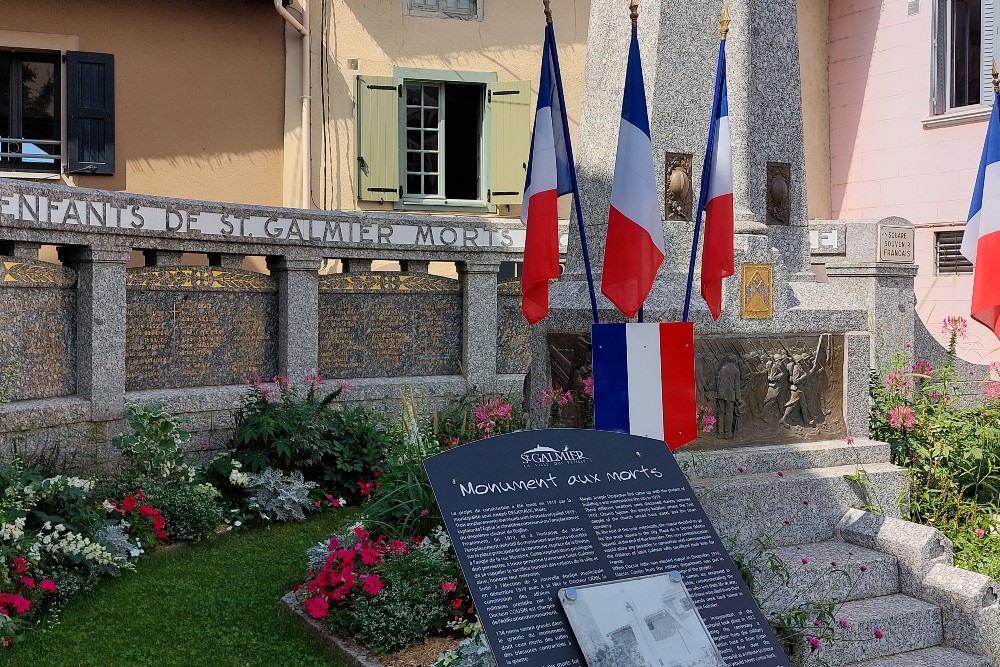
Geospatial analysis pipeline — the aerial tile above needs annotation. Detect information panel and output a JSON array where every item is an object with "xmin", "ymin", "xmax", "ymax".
[{"xmin": 424, "ymin": 429, "xmax": 790, "ymax": 667}]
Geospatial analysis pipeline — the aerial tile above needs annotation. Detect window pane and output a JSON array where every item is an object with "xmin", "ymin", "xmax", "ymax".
[
  {"xmin": 950, "ymin": 0, "xmax": 982, "ymax": 107},
  {"xmin": 407, "ymin": 130, "xmax": 421, "ymax": 150},
  {"xmin": 406, "ymin": 108, "xmax": 421, "ymax": 128},
  {"xmin": 423, "ymin": 108, "xmax": 438, "ymax": 128},
  {"xmin": 424, "ymin": 153, "xmax": 438, "ymax": 173},
  {"xmin": 407, "ymin": 174, "xmax": 422, "ymax": 195},
  {"xmin": 424, "ymin": 175, "xmax": 438, "ymax": 194},
  {"xmin": 423, "ymin": 85, "xmax": 439, "ymax": 107},
  {"xmin": 423, "ymin": 131, "xmax": 438, "ymax": 150},
  {"xmin": 407, "ymin": 151, "xmax": 421, "ymax": 171},
  {"xmin": 21, "ymin": 60, "xmax": 57, "ymax": 144},
  {"xmin": 406, "ymin": 84, "xmax": 421, "ymax": 106}
]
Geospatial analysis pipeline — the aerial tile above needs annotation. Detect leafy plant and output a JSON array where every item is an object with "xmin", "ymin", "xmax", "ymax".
[
  {"xmin": 432, "ymin": 390, "xmax": 522, "ymax": 446},
  {"xmin": 431, "ymin": 628, "xmax": 496, "ymax": 667},
  {"xmin": 361, "ymin": 432, "xmax": 442, "ymax": 540},
  {"xmin": 246, "ymin": 469, "xmax": 316, "ymax": 522},
  {"xmin": 113, "ymin": 403, "xmax": 193, "ymax": 483}
]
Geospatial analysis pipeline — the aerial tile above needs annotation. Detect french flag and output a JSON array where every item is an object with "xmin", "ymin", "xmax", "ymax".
[
  {"xmin": 601, "ymin": 27, "xmax": 664, "ymax": 320},
  {"xmin": 962, "ymin": 89, "xmax": 1000, "ymax": 341},
  {"xmin": 521, "ymin": 24, "xmax": 572, "ymax": 325},
  {"xmin": 591, "ymin": 322, "xmax": 697, "ymax": 450},
  {"xmin": 699, "ymin": 40, "xmax": 734, "ymax": 320}
]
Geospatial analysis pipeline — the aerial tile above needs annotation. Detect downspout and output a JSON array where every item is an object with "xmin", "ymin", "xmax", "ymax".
[{"xmin": 275, "ymin": 0, "xmax": 311, "ymax": 209}]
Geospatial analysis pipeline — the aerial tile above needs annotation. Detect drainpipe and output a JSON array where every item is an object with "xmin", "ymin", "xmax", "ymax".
[{"xmin": 275, "ymin": 0, "xmax": 311, "ymax": 209}]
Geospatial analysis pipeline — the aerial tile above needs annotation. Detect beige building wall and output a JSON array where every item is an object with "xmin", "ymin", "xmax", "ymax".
[
  {"xmin": 797, "ymin": 0, "xmax": 832, "ymax": 220},
  {"xmin": 1, "ymin": 0, "xmax": 286, "ymax": 207},
  {"xmin": 299, "ymin": 0, "xmax": 590, "ymax": 217}
]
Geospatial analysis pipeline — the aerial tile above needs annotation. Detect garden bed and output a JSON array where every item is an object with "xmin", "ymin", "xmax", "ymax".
[{"xmin": 283, "ymin": 590, "xmax": 459, "ymax": 667}]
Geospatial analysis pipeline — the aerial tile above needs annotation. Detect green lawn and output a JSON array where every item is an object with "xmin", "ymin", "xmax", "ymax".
[{"xmin": 9, "ymin": 512, "xmax": 353, "ymax": 667}]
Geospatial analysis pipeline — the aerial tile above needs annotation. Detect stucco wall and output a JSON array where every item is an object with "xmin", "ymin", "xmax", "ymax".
[
  {"xmin": 307, "ymin": 0, "xmax": 590, "ymax": 217},
  {"xmin": 0, "ymin": 0, "xmax": 286, "ymax": 206},
  {"xmin": 798, "ymin": 0, "xmax": 832, "ymax": 219},
  {"xmin": 828, "ymin": 0, "xmax": 996, "ymax": 363}
]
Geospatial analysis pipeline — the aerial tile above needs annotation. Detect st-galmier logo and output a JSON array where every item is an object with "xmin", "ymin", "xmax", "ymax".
[{"xmin": 521, "ymin": 444, "xmax": 590, "ymax": 467}]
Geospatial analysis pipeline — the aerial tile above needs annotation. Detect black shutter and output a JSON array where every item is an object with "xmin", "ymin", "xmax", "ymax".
[{"xmin": 66, "ymin": 51, "xmax": 115, "ymax": 175}]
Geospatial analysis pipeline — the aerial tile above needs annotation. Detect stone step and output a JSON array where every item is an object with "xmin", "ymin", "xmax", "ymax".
[
  {"xmin": 815, "ymin": 594, "xmax": 941, "ymax": 665},
  {"xmin": 675, "ymin": 439, "xmax": 890, "ymax": 480},
  {"xmin": 691, "ymin": 462, "xmax": 907, "ymax": 547},
  {"xmin": 752, "ymin": 540, "xmax": 900, "ymax": 613},
  {"xmin": 844, "ymin": 646, "xmax": 993, "ymax": 667}
]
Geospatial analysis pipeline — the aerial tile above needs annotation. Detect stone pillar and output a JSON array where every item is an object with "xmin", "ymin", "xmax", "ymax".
[
  {"xmin": 207, "ymin": 253, "xmax": 245, "ymax": 269},
  {"xmin": 459, "ymin": 261, "xmax": 500, "ymax": 389},
  {"xmin": 267, "ymin": 254, "xmax": 322, "ymax": 381},
  {"xmin": 401, "ymin": 260, "xmax": 430, "ymax": 274},
  {"xmin": 59, "ymin": 246, "xmax": 130, "ymax": 422},
  {"xmin": 343, "ymin": 258, "xmax": 372, "ymax": 272},
  {"xmin": 0, "ymin": 242, "xmax": 40, "ymax": 259},
  {"xmin": 142, "ymin": 249, "xmax": 184, "ymax": 266}
]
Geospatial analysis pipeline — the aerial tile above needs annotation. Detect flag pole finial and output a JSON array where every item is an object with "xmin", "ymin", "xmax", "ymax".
[
  {"xmin": 720, "ymin": 4, "xmax": 731, "ymax": 41},
  {"xmin": 993, "ymin": 59, "xmax": 998, "ymax": 93},
  {"xmin": 630, "ymin": 0, "xmax": 639, "ymax": 28},
  {"xmin": 543, "ymin": 0, "xmax": 552, "ymax": 24}
]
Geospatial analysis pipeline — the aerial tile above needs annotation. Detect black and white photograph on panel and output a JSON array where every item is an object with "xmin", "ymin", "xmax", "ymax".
[{"xmin": 559, "ymin": 572, "xmax": 726, "ymax": 667}]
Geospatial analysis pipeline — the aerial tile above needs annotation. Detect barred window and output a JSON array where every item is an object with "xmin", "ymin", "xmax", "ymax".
[
  {"xmin": 404, "ymin": 0, "xmax": 482, "ymax": 20},
  {"xmin": 935, "ymin": 230, "xmax": 974, "ymax": 274}
]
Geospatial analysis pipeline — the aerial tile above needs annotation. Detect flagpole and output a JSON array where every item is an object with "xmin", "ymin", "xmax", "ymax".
[
  {"xmin": 682, "ymin": 6, "xmax": 730, "ymax": 322},
  {"xmin": 544, "ymin": 0, "xmax": 600, "ymax": 325},
  {"xmin": 632, "ymin": 0, "xmax": 641, "ymax": 325}
]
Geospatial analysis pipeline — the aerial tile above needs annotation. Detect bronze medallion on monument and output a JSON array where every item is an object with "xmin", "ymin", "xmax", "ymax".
[
  {"xmin": 125, "ymin": 267, "xmax": 278, "ymax": 391},
  {"xmin": 318, "ymin": 272, "xmax": 462, "ymax": 379},
  {"xmin": 741, "ymin": 263, "xmax": 773, "ymax": 320}
]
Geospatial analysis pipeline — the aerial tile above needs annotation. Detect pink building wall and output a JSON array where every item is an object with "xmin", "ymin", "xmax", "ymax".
[{"xmin": 829, "ymin": 0, "xmax": 1000, "ymax": 364}]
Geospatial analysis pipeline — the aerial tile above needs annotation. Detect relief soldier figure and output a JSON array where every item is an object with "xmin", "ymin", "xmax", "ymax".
[{"xmin": 715, "ymin": 355, "xmax": 742, "ymax": 439}]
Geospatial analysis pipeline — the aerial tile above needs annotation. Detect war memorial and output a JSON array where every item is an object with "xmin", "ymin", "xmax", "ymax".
[{"xmin": 1, "ymin": 0, "xmax": 999, "ymax": 665}]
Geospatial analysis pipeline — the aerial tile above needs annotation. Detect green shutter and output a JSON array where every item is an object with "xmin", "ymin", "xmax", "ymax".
[
  {"xmin": 356, "ymin": 75, "xmax": 401, "ymax": 202},
  {"xmin": 487, "ymin": 81, "xmax": 530, "ymax": 206}
]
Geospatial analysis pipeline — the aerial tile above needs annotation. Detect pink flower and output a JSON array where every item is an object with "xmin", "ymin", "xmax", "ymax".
[
  {"xmin": 910, "ymin": 360, "xmax": 935, "ymax": 376},
  {"xmin": 806, "ymin": 636, "xmax": 821, "ymax": 652},
  {"xmin": 9, "ymin": 557, "xmax": 27, "ymax": 575},
  {"xmin": 873, "ymin": 628, "xmax": 884, "ymax": 639},
  {"xmin": 361, "ymin": 548, "xmax": 380, "ymax": 565},
  {"xmin": 304, "ymin": 597, "xmax": 329, "ymax": 619},
  {"xmin": 845, "ymin": 435, "xmax": 854, "ymax": 445},
  {"xmin": 363, "ymin": 575, "xmax": 383, "ymax": 595},
  {"xmin": 802, "ymin": 498, "xmax": 810, "ymax": 506},
  {"xmin": 19, "ymin": 577, "xmax": 34, "ymax": 590},
  {"xmin": 801, "ymin": 558, "xmax": 809, "ymax": 565},
  {"xmin": 39, "ymin": 580, "xmax": 56, "ymax": 593},
  {"xmin": 888, "ymin": 405, "xmax": 916, "ymax": 429},
  {"xmin": 737, "ymin": 466, "xmax": 746, "ymax": 474},
  {"xmin": 582, "ymin": 375, "xmax": 595, "ymax": 399},
  {"xmin": 390, "ymin": 539, "xmax": 408, "ymax": 554},
  {"xmin": 354, "ymin": 526, "xmax": 369, "ymax": 541},
  {"xmin": 885, "ymin": 371, "xmax": 910, "ymax": 393},
  {"xmin": 942, "ymin": 316, "xmax": 968, "ymax": 339},
  {"xmin": 540, "ymin": 387, "xmax": 554, "ymax": 408},
  {"xmin": 10, "ymin": 595, "xmax": 29, "ymax": 615},
  {"xmin": 859, "ymin": 564, "xmax": 868, "ymax": 572},
  {"xmin": 839, "ymin": 619, "xmax": 849, "ymax": 629},
  {"xmin": 442, "ymin": 581, "xmax": 457, "ymax": 593},
  {"xmin": 700, "ymin": 406, "xmax": 717, "ymax": 433},
  {"xmin": 986, "ymin": 382, "xmax": 1000, "ymax": 402},
  {"xmin": 420, "ymin": 509, "xmax": 429, "ymax": 517},
  {"xmin": 975, "ymin": 528, "xmax": 986, "ymax": 538},
  {"xmin": 314, "ymin": 501, "xmax": 322, "ymax": 508},
  {"xmin": 777, "ymin": 471, "xmax": 785, "ymax": 478}
]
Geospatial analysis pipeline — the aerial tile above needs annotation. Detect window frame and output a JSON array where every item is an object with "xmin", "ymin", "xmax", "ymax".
[
  {"xmin": 393, "ymin": 67, "xmax": 496, "ymax": 213},
  {"xmin": 402, "ymin": 0, "xmax": 484, "ymax": 21},
  {"xmin": 0, "ymin": 49, "xmax": 62, "ymax": 174},
  {"xmin": 931, "ymin": 0, "xmax": 995, "ymax": 117}
]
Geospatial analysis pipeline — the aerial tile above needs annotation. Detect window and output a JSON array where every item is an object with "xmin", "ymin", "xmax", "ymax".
[
  {"xmin": 0, "ymin": 48, "xmax": 114, "ymax": 175},
  {"xmin": 0, "ymin": 51, "xmax": 60, "ymax": 171},
  {"xmin": 935, "ymin": 230, "xmax": 974, "ymax": 274},
  {"xmin": 355, "ymin": 70, "xmax": 529, "ymax": 211},
  {"xmin": 403, "ymin": 0, "xmax": 482, "ymax": 21},
  {"xmin": 932, "ymin": 0, "xmax": 996, "ymax": 113}
]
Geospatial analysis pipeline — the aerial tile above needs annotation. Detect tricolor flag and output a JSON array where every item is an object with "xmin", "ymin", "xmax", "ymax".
[
  {"xmin": 521, "ymin": 25, "xmax": 572, "ymax": 325},
  {"xmin": 698, "ymin": 39, "xmax": 734, "ymax": 321},
  {"xmin": 601, "ymin": 27, "xmax": 665, "ymax": 320},
  {"xmin": 961, "ymin": 88, "xmax": 1000, "ymax": 341},
  {"xmin": 591, "ymin": 322, "xmax": 698, "ymax": 450}
]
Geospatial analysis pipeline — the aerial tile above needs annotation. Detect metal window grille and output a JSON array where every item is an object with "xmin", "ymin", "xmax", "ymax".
[
  {"xmin": 936, "ymin": 230, "xmax": 974, "ymax": 274},
  {"xmin": 410, "ymin": 0, "xmax": 477, "ymax": 14}
]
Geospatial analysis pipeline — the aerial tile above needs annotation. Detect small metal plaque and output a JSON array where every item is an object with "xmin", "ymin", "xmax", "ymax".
[
  {"xmin": 741, "ymin": 264, "xmax": 773, "ymax": 320},
  {"xmin": 766, "ymin": 162, "xmax": 791, "ymax": 225},
  {"xmin": 665, "ymin": 152, "xmax": 694, "ymax": 221},
  {"xmin": 877, "ymin": 225, "xmax": 914, "ymax": 263}
]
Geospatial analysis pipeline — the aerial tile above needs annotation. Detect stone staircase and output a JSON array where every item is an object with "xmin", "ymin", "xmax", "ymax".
[{"xmin": 675, "ymin": 440, "xmax": 1000, "ymax": 667}]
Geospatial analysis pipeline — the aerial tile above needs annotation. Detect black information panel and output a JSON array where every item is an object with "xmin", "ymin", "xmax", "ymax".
[{"xmin": 424, "ymin": 430, "xmax": 790, "ymax": 667}]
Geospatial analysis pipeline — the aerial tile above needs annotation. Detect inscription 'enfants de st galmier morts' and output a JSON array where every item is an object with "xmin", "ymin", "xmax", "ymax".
[{"xmin": 1, "ymin": 193, "xmax": 551, "ymax": 250}]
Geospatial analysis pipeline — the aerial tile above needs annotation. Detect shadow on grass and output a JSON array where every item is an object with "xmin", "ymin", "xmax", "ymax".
[{"xmin": 9, "ymin": 511, "xmax": 356, "ymax": 667}]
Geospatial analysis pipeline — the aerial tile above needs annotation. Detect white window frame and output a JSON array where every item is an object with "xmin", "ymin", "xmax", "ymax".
[
  {"xmin": 402, "ymin": 0, "xmax": 484, "ymax": 21},
  {"xmin": 930, "ymin": 0, "xmax": 995, "ymax": 118}
]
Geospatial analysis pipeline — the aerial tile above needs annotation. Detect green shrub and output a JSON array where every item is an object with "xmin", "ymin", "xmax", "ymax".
[
  {"xmin": 362, "ymin": 433, "xmax": 442, "ymax": 540},
  {"xmin": 98, "ymin": 473, "xmax": 224, "ymax": 543},
  {"xmin": 113, "ymin": 402, "xmax": 193, "ymax": 483}
]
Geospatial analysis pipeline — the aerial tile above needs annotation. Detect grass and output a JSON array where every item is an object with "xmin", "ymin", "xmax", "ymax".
[{"xmin": 8, "ymin": 511, "xmax": 355, "ymax": 667}]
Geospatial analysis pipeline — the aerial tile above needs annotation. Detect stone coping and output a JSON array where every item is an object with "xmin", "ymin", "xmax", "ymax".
[{"xmin": 280, "ymin": 591, "xmax": 389, "ymax": 667}]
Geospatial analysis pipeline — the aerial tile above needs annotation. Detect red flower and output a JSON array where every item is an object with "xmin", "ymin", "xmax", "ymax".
[
  {"xmin": 155, "ymin": 529, "xmax": 168, "ymax": 541},
  {"xmin": 413, "ymin": 535, "xmax": 425, "ymax": 544},
  {"xmin": 451, "ymin": 599, "xmax": 463, "ymax": 609},
  {"xmin": 363, "ymin": 575, "xmax": 383, "ymax": 595},
  {"xmin": 373, "ymin": 469, "xmax": 382, "ymax": 478},
  {"xmin": 39, "ymin": 579, "xmax": 56, "ymax": 593},
  {"xmin": 135, "ymin": 489, "xmax": 145, "ymax": 500},
  {"xmin": 361, "ymin": 548, "xmax": 380, "ymax": 565},
  {"xmin": 353, "ymin": 526, "xmax": 369, "ymax": 541},
  {"xmin": 304, "ymin": 597, "xmax": 330, "ymax": 619},
  {"xmin": 10, "ymin": 595, "xmax": 30, "ymax": 615},
  {"xmin": 442, "ymin": 581, "xmax": 457, "ymax": 593},
  {"xmin": 19, "ymin": 577, "xmax": 34, "ymax": 590},
  {"xmin": 9, "ymin": 557, "xmax": 27, "ymax": 575},
  {"xmin": 357, "ymin": 480, "xmax": 375, "ymax": 495},
  {"xmin": 139, "ymin": 505, "xmax": 157, "ymax": 517},
  {"xmin": 314, "ymin": 501, "xmax": 322, "ymax": 508},
  {"xmin": 121, "ymin": 496, "xmax": 138, "ymax": 512},
  {"xmin": 153, "ymin": 515, "xmax": 166, "ymax": 530},
  {"xmin": 390, "ymin": 539, "xmax": 408, "ymax": 554}
]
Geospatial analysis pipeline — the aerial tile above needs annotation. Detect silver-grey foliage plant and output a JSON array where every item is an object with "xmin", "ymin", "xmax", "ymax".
[
  {"xmin": 95, "ymin": 523, "xmax": 141, "ymax": 565},
  {"xmin": 431, "ymin": 631, "xmax": 496, "ymax": 667},
  {"xmin": 246, "ymin": 468, "xmax": 316, "ymax": 522}
]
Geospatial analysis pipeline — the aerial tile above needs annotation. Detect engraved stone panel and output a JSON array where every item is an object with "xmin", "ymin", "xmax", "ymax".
[
  {"xmin": 0, "ymin": 257, "xmax": 77, "ymax": 400},
  {"xmin": 497, "ymin": 281, "xmax": 530, "ymax": 374},
  {"xmin": 125, "ymin": 267, "xmax": 277, "ymax": 391},
  {"xmin": 319, "ymin": 273, "xmax": 462, "ymax": 378},
  {"xmin": 546, "ymin": 332, "xmax": 846, "ymax": 446}
]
